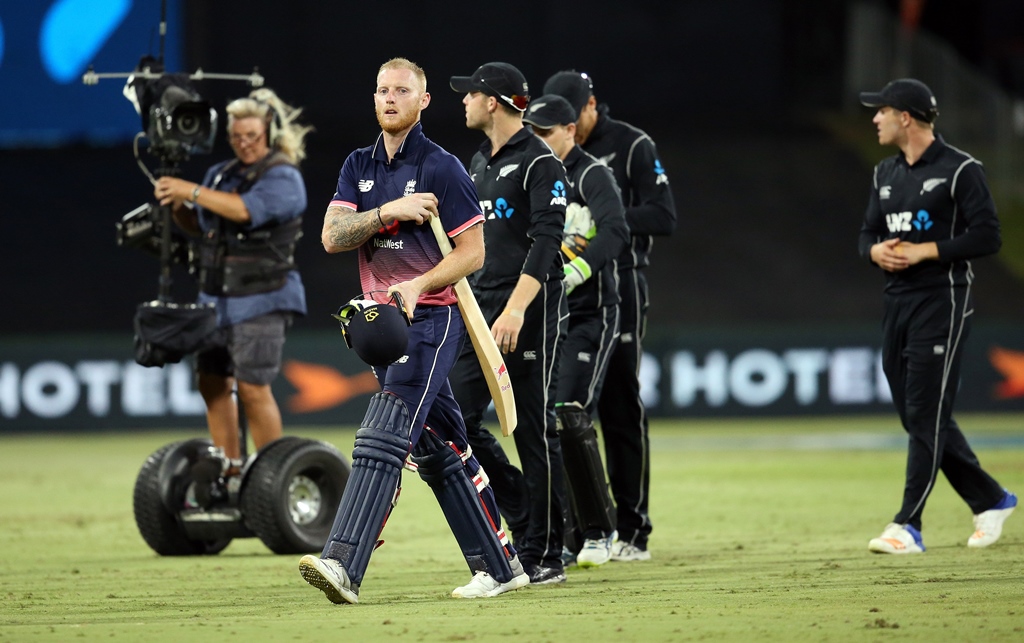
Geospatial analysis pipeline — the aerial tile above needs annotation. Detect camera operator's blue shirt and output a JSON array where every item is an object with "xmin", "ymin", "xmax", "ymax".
[{"xmin": 196, "ymin": 160, "xmax": 308, "ymax": 326}]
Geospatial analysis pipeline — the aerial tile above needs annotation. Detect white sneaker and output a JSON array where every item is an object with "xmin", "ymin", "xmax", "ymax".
[
  {"xmin": 611, "ymin": 540, "xmax": 651, "ymax": 561},
  {"xmin": 452, "ymin": 570, "xmax": 529, "ymax": 598},
  {"xmin": 968, "ymin": 490, "xmax": 1017, "ymax": 549},
  {"xmin": 576, "ymin": 531, "xmax": 616, "ymax": 568},
  {"xmin": 868, "ymin": 523, "xmax": 925, "ymax": 554},
  {"xmin": 299, "ymin": 555, "xmax": 359, "ymax": 604}
]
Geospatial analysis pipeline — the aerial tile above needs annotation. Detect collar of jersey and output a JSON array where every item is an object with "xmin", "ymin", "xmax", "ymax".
[
  {"xmin": 371, "ymin": 121, "xmax": 425, "ymax": 162},
  {"xmin": 477, "ymin": 126, "xmax": 534, "ymax": 159},
  {"xmin": 899, "ymin": 133, "xmax": 945, "ymax": 168}
]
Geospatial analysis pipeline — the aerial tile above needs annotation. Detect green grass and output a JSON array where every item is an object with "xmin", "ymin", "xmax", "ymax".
[{"xmin": 2, "ymin": 415, "xmax": 1024, "ymax": 642}]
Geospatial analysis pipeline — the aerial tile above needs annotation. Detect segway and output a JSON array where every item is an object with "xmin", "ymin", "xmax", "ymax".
[{"xmin": 132, "ymin": 409, "xmax": 350, "ymax": 556}]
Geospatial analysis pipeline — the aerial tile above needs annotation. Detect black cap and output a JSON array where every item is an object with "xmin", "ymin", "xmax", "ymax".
[
  {"xmin": 450, "ymin": 62, "xmax": 529, "ymax": 111},
  {"xmin": 333, "ymin": 296, "xmax": 410, "ymax": 367},
  {"xmin": 523, "ymin": 94, "xmax": 578, "ymax": 129},
  {"xmin": 859, "ymin": 78, "xmax": 939, "ymax": 123},
  {"xmin": 542, "ymin": 70, "xmax": 593, "ymax": 119}
]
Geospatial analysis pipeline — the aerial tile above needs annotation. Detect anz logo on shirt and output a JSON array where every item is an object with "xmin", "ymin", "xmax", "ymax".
[
  {"xmin": 654, "ymin": 159, "xmax": 669, "ymax": 185},
  {"xmin": 550, "ymin": 181, "xmax": 567, "ymax": 206},
  {"xmin": 886, "ymin": 210, "xmax": 933, "ymax": 233},
  {"xmin": 480, "ymin": 198, "xmax": 515, "ymax": 219}
]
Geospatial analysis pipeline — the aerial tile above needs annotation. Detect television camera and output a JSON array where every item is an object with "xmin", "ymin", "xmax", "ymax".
[{"xmin": 83, "ymin": 5, "xmax": 349, "ymax": 558}]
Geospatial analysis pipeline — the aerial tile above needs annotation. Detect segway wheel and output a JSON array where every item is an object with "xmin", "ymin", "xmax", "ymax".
[
  {"xmin": 132, "ymin": 439, "xmax": 232, "ymax": 556},
  {"xmin": 241, "ymin": 437, "xmax": 350, "ymax": 554}
]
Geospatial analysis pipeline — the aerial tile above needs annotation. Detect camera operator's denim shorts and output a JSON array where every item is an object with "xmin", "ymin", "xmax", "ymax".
[{"xmin": 196, "ymin": 311, "xmax": 293, "ymax": 385}]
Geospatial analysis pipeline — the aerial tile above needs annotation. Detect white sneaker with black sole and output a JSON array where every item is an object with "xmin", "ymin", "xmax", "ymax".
[{"xmin": 299, "ymin": 555, "xmax": 359, "ymax": 604}]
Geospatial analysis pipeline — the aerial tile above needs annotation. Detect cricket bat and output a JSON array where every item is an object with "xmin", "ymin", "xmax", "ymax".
[{"xmin": 429, "ymin": 215, "xmax": 517, "ymax": 436}]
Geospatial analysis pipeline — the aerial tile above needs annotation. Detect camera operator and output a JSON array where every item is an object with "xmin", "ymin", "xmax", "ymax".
[{"xmin": 153, "ymin": 88, "xmax": 312, "ymax": 493}]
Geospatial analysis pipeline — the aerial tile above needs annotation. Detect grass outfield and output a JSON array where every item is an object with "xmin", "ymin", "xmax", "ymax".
[{"xmin": 2, "ymin": 414, "xmax": 1023, "ymax": 642}]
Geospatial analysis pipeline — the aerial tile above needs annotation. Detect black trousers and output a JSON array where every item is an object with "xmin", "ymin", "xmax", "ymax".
[
  {"xmin": 882, "ymin": 286, "xmax": 1004, "ymax": 530},
  {"xmin": 449, "ymin": 280, "xmax": 568, "ymax": 568},
  {"xmin": 596, "ymin": 267, "xmax": 652, "ymax": 548}
]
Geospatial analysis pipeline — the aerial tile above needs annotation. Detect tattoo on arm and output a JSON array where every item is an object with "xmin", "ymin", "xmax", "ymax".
[{"xmin": 324, "ymin": 205, "xmax": 381, "ymax": 250}]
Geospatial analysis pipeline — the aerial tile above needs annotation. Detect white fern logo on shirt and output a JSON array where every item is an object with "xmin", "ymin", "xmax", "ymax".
[
  {"xmin": 920, "ymin": 178, "xmax": 948, "ymax": 195},
  {"xmin": 498, "ymin": 164, "xmax": 519, "ymax": 179}
]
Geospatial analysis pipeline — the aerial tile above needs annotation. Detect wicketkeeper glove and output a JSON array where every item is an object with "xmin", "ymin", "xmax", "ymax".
[
  {"xmin": 562, "ymin": 255, "xmax": 592, "ymax": 295},
  {"xmin": 564, "ymin": 203, "xmax": 595, "ymax": 239}
]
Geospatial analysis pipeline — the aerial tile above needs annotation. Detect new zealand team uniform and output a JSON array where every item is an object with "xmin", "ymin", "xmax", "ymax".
[
  {"xmin": 317, "ymin": 122, "xmax": 522, "ymax": 595},
  {"xmin": 582, "ymin": 105, "xmax": 677, "ymax": 552},
  {"xmin": 448, "ymin": 127, "xmax": 569, "ymax": 575},
  {"xmin": 556, "ymin": 145, "xmax": 629, "ymax": 549},
  {"xmin": 858, "ymin": 135, "xmax": 1006, "ymax": 530}
]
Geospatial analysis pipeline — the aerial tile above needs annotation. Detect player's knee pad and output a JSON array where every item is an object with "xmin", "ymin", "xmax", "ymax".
[
  {"xmin": 411, "ymin": 429, "xmax": 517, "ymax": 583},
  {"xmin": 557, "ymin": 403, "xmax": 616, "ymax": 534},
  {"xmin": 322, "ymin": 392, "xmax": 412, "ymax": 583}
]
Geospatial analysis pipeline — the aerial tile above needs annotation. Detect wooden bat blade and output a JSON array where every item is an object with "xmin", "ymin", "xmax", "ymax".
[
  {"xmin": 452, "ymin": 278, "xmax": 517, "ymax": 436},
  {"xmin": 428, "ymin": 216, "xmax": 517, "ymax": 436}
]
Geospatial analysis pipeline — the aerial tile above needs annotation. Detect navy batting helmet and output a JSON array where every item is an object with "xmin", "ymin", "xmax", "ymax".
[{"xmin": 332, "ymin": 292, "xmax": 411, "ymax": 367}]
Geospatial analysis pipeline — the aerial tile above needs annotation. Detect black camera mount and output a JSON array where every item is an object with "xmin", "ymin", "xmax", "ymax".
[{"xmin": 83, "ymin": 0, "xmax": 263, "ymax": 302}]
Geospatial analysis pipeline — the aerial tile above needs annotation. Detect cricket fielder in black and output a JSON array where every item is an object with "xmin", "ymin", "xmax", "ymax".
[
  {"xmin": 448, "ymin": 62, "xmax": 571, "ymax": 584},
  {"xmin": 544, "ymin": 71, "xmax": 677, "ymax": 560},
  {"xmin": 524, "ymin": 94, "xmax": 629, "ymax": 568},
  {"xmin": 858, "ymin": 78, "xmax": 1016, "ymax": 554}
]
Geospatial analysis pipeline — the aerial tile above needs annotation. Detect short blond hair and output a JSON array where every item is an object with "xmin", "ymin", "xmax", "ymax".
[{"xmin": 377, "ymin": 57, "xmax": 427, "ymax": 93}]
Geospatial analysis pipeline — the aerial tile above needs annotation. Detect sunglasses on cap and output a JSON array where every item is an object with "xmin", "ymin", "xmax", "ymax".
[{"xmin": 480, "ymin": 78, "xmax": 529, "ymax": 111}]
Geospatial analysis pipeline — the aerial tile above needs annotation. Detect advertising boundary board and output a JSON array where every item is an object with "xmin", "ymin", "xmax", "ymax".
[{"xmin": 2, "ymin": 324, "xmax": 1023, "ymax": 433}]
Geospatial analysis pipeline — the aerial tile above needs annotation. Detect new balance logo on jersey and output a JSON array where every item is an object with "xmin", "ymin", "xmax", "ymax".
[
  {"xmin": 654, "ymin": 159, "xmax": 669, "ymax": 185},
  {"xmin": 920, "ymin": 178, "xmax": 947, "ymax": 195},
  {"xmin": 499, "ymin": 164, "xmax": 519, "ymax": 179},
  {"xmin": 598, "ymin": 152, "xmax": 616, "ymax": 167},
  {"xmin": 403, "ymin": 180, "xmax": 417, "ymax": 197},
  {"xmin": 879, "ymin": 186, "xmax": 892, "ymax": 199},
  {"xmin": 358, "ymin": 180, "xmax": 374, "ymax": 192},
  {"xmin": 550, "ymin": 181, "xmax": 567, "ymax": 206},
  {"xmin": 885, "ymin": 210, "xmax": 933, "ymax": 233}
]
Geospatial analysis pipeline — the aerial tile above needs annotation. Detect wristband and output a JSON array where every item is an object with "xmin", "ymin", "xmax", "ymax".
[
  {"xmin": 376, "ymin": 206, "xmax": 385, "ymax": 227},
  {"xmin": 191, "ymin": 185, "xmax": 202, "ymax": 202},
  {"xmin": 504, "ymin": 308, "xmax": 524, "ymax": 319}
]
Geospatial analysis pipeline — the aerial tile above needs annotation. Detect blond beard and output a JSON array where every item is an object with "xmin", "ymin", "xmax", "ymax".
[{"xmin": 377, "ymin": 107, "xmax": 420, "ymax": 135}]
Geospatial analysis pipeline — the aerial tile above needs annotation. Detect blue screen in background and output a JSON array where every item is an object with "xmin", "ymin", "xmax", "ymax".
[{"xmin": 0, "ymin": 0, "xmax": 183, "ymax": 148}]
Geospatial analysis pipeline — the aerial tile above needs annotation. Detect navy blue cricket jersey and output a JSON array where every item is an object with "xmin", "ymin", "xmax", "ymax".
[{"xmin": 330, "ymin": 123, "xmax": 484, "ymax": 306}]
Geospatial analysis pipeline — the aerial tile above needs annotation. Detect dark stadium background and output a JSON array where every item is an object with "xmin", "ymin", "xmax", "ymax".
[{"xmin": 3, "ymin": 0, "xmax": 1022, "ymax": 335}]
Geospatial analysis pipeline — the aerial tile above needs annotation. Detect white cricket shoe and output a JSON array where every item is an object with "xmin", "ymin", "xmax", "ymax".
[
  {"xmin": 452, "ymin": 570, "xmax": 529, "ymax": 598},
  {"xmin": 868, "ymin": 523, "xmax": 925, "ymax": 554},
  {"xmin": 576, "ymin": 531, "xmax": 616, "ymax": 568},
  {"xmin": 968, "ymin": 490, "xmax": 1017, "ymax": 548},
  {"xmin": 611, "ymin": 540, "xmax": 651, "ymax": 561},
  {"xmin": 299, "ymin": 555, "xmax": 359, "ymax": 604}
]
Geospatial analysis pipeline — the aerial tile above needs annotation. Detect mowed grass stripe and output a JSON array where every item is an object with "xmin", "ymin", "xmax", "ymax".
[{"xmin": 1, "ymin": 415, "xmax": 1022, "ymax": 642}]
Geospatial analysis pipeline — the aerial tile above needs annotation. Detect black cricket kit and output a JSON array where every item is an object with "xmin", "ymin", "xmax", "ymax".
[
  {"xmin": 859, "ymin": 135, "xmax": 1004, "ymax": 529},
  {"xmin": 449, "ymin": 127, "xmax": 569, "ymax": 569},
  {"xmin": 583, "ymin": 105, "xmax": 677, "ymax": 550},
  {"xmin": 557, "ymin": 144, "xmax": 629, "ymax": 410}
]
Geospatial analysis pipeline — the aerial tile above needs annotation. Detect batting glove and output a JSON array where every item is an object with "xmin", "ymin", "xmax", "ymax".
[{"xmin": 563, "ymin": 256, "xmax": 592, "ymax": 295}]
